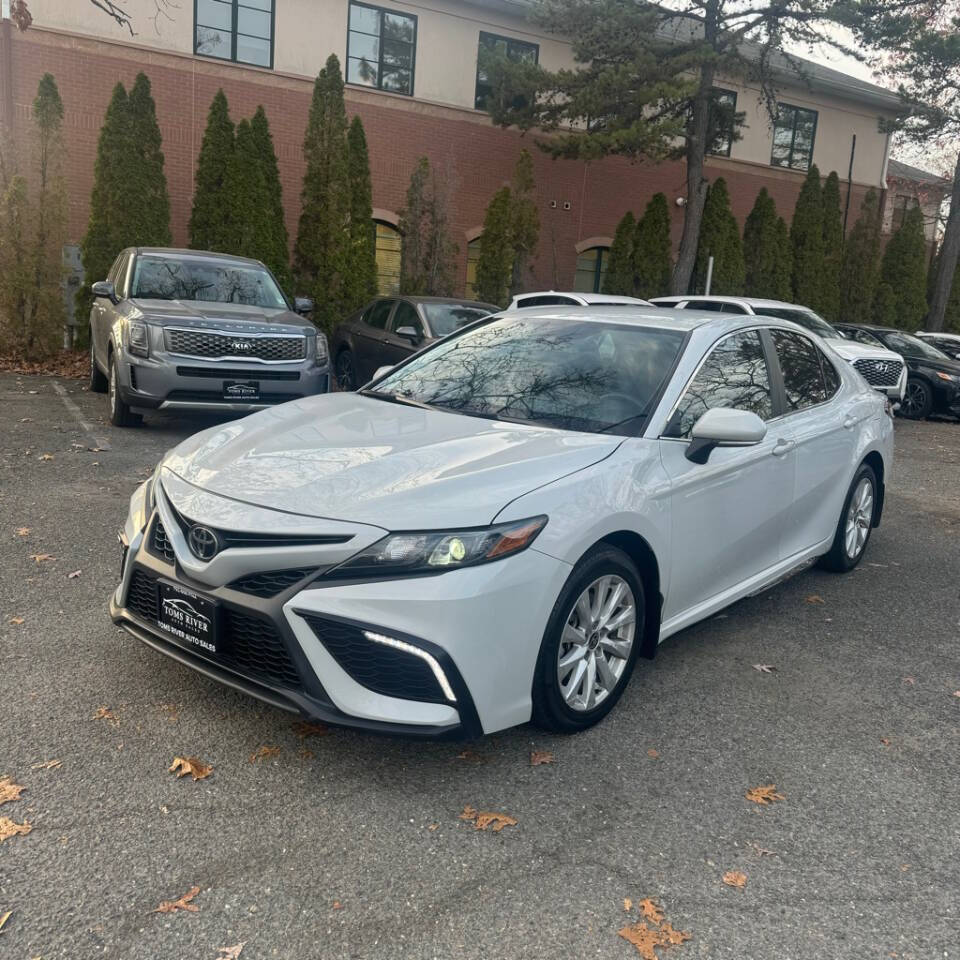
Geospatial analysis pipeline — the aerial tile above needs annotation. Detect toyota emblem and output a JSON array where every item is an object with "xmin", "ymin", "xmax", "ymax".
[{"xmin": 187, "ymin": 525, "xmax": 220, "ymax": 561}]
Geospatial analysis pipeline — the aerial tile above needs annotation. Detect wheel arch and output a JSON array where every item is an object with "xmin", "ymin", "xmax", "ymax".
[{"xmin": 861, "ymin": 450, "xmax": 885, "ymax": 527}]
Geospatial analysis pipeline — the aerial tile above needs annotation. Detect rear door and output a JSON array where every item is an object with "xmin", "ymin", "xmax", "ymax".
[
  {"xmin": 92, "ymin": 252, "xmax": 127, "ymax": 362},
  {"xmin": 353, "ymin": 298, "xmax": 396, "ymax": 381}
]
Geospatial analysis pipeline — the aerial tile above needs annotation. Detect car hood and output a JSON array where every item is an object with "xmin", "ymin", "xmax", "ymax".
[
  {"xmin": 162, "ymin": 393, "xmax": 623, "ymax": 528},
  {"xmin": 825, "ymin": 337, "xmax": 902, "ymax": 364},
  {"xmin": 131, "ymin": 299, "xmax": 311, "ymax": 335},
  {"xmin": 907, "ymin": 354, "xmax": 960, "ymax": 376}
]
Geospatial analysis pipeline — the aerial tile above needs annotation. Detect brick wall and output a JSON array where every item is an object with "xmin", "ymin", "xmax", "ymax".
[{"xmin": 4, "ymin": 25, "xmax": 875, "ymax": 295}]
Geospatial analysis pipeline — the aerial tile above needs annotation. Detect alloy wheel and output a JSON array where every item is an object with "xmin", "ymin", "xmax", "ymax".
[
  {"xmin": 336, "ymin": 352, "xmax": 355, "ymax": 391},
  {"xmin": 556, "ymin": 574, "xmax": 636, "ymax": 712},
  {"xmin": 844, "ymin": 476, "xmax": 874, "ymax": 559},
  {"xmin": 901, "ymin": 381, "xmax": 925, "ymax": 418},
  {"xmin": 108, "ymin": 360, "xmax": 117, "ymax": 414}
]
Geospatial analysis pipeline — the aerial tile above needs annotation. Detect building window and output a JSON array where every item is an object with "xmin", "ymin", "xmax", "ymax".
[
  {"xmin": 195, "ymin": 0, "xmax": 274, "ymax": 68},
  {"xmin": 464, "ymin": 238, "xmax": 482, "ymax": 299},
  {"xmin": 770, "ymin": 103, "xmax": 818, "ymax": 171},
  {"xmin": 375, "ymin": 222, "xmax": 402, "ymax": 295},
  {"xmin": 347, "ymin": 2, "xmax": 417, "ymax": 96},
  {"xmin": 708, "ymin": 88, "xmax": 737, "ymax": 157},
  {"xmin": 891, "ymin": 194, "xmax": 919, "ymax": 233},
  {"xmin": 574, "ymin": 247, "xmax": 609, "ymax": 293},
  {"xmin": 475, "ymin": 32, "xmax": 539, "ymax": 112}
]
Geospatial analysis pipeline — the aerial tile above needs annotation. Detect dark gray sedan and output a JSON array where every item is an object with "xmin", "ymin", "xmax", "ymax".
[
  {"xmin": 330, "ymin": 295, "xmax": 498, "ymax": 390},
  {"xmin": 88, "ymin": 248, "xmax": 330, "ymax": 426}
]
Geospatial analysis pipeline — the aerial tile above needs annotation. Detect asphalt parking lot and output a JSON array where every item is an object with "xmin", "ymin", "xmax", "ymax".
[{"xmin": 1, "ymin": 372, "xmax": 958, "ymax": 960}]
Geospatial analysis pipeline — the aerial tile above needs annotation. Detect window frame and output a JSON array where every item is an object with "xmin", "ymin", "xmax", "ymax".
[
  {"xmin": 474, "ymin": 30, "xmax": 540, "ymax": 112},
  {"xmin": 770, "ymin": 103, "xmax": 818, "ymax": 172},
  {"xmin": 390, "ymin": 299, "xmax": 425, "ymax": 339},
  {"xmin": 768, "ymin": 328, "xmax": 831, "ymax": 415},
  {"xmin": 891, "ymin": 193, "xmax": 919, "ymax": 233},
  {"xmin": 346, "ymin": 0, "xmax": 418, "ymax": 97},
  {"xmin": 707, "ymin": 87, "xmax": 738, "ymax": 158},
  {"xmin": 193, "ymin": 0, "xmax": 275, "ymax": 69},
  {"xmin": 574, "ymin": 246, "xmax": 610, "ymax": 294}
]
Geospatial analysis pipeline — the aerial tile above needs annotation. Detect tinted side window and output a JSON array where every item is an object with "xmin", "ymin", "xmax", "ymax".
[
  {"xmin": 115, "ymin": 254, "xmax": 132, "ymax": 299},
  {"xmin": 665, "ymin": 330, "xmax": 773, "ymax": 438},
  {"xmin": 771, "ymin": 330, "xmax": 827, "ymax": 410},
  {"xmin": 366, "ymin": 299, "xmax": 395, "ymax": 329},
  {"xmin": 685, "ymin": 300, "xmax": 726, "ymax": 312},
  {"xmin": 720, "ymin": 303, "xmax": 749, "ymax": 314},
  {"xmin": 819, "ymin": 348, "xmax": 841, "ymax": 397},
  {"xmin": 391, "ymin": 301, "xmax": 423, "ymax": 338},
  {"xmin": 517, "ymin": 295, "xmax": 578, "ymax": 307},
  {"xmin": 106, "ymin": 253, "xmax": 125, "ymax": 287}
]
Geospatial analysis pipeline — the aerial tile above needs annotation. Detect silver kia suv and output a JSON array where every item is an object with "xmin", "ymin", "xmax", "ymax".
[{"xmin": 88, "ymin": 248, "xmax": 330, "ymax": 426}]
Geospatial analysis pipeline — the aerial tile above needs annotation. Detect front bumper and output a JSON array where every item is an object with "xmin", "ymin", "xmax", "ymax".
[{"xmin": 112, "ymin": 508, "xmax": 569, "ymax": 738}]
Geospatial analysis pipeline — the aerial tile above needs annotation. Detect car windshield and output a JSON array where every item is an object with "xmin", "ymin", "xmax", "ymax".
[
  {"xmin": 421, "ymin": 303, "xmax": 494, "ymax": 337},
  {"xmin": 880, "ymin": 330, "xmax": 951, "ymax": 360},
  {"xmin": 130, "ymin": 255, "xmax": 288, "ymax": 309},
  {"xmin": 371, "ymin": 315, "xmax": 685, "ymax": 435},
  {"xmin": 758, "ymin": 307, "xmax": 839, "ymax": 339}
]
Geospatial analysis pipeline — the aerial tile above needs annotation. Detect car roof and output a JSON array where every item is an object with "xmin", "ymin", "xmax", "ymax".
[
  {"xmin": 918, "ymin": 330, "xmax": 960, "ymax": 337},
  {"xmin": 516, "ymin": 291, "xmax": 651, "ymax": 304},
  {"xmin": 403, "ymin": 295, "xmax": 499, "ymax": 309},
  {"xmin": 496, "ymin": 305, "xmax": 747, "ymax": 331},
  {"xmin": 652, "ymin": 295, "xmax": 811, "ymax": 310},
  {"xmin": 133, "ymin": 247, "xmax": 264, "ymax": 266}
]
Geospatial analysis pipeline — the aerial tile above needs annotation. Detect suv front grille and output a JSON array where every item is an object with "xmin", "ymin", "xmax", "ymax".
[
  {"xmin": 853, "ymin": 358, "xmax": 903, "ymax": 387},
  {"xmin": 165, "ymin": 328, "xmax": 306, "ymax": 362}
]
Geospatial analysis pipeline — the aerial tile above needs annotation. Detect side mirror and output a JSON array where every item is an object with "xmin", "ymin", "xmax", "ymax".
[
  {"xmin": 372, "ymin": 365, "xmax": 394, "ymax": 381},
  {"xmin": 294, "ymin": 296, "xmax": 314, "ymax": 316},
  {"xmin": 685, "ymin": 407, "xmax": 767, "ymax": 464},
  {"xmin": 91, "ymin": 280, "xmax": 118, "ymax": 304},
  {"xmin": 395, "ymin": 325, "xmax": 421, "ymax": 344}
]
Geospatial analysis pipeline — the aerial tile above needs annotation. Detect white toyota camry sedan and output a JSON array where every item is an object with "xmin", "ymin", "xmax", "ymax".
[{"xmin": 112, "ymin": 308, "xmax": 893, "ymax": 738}]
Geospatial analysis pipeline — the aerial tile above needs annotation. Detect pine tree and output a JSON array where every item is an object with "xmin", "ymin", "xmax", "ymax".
[
  {"xmin": 693, "ymin": 178, "xmax": 744, "ymax": 295},
  {"xmin": 875, "ymin": 205, "xmax": 928, "ymax": 330},
  {"xmin": 509, "ymin": 149, "xmax": 539, "ymax": 297},
  {"xmin": 127, "ymin": 73, "xmax": 171, "ymax": 247},
  {"xmin": 633, "ymin": 192, "xmax": 672, "ymax": 300},
  {"xmin": 603, "ymin": 211, "xmax": 635, "ymax": 295},
  {"xmin": 790, "ymin": 164, "xmax": 824, "ymax": 308},
  {"xmin": 820, "ymin": 171, "xmax": 843, "ymax": 322},
  {"xmin": 189, "ymin": 89, "xmax": 235, "ymax": 253},
  {"xmin": 839, "ymin": 189, "xmax": 882, "ymax": 325},
  {"xmin": 224, "ymin": 119, "xmax": 272, "ymax": 264},
  {"xmin": 422, "ymin": 161, "xmax": 458, "ymax": 297},
  {"xmin": 476, "ymin": 186, "xmax": 513, "ymax": 307},
  {"xmin": 772, "ymin": 216, "xmax": 793, "ymax": 302},
  {"xmin": 250, "ymin": 106, "xmax": 290, "ymax": 291},
  {"xmin": 399, "ymin": 157, "xmax": 429, "ymax": 296},
  {"xmin": 294, "ymin": 54, "xmax": 351, "ymax": 332},
  {"xmin": 743, "ymin": 188, "xmax": 779, "ymax": 298},
  {"xmin": 345, "ymin": 114, "xmax": 376, "ymax": 310}
]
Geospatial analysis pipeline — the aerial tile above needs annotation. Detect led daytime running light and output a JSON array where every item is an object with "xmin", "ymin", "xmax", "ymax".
[{"xmin": 363, "ymin": 630, "xmax": 457, "ymax": 702}]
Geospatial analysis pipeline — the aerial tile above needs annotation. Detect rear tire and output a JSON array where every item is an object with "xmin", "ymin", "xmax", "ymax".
[
  {"xmin": 108, "ymin": 353, "xmax": 141, "ymax": 428},
  {"xmin": 89, "ymin": 336, "xmax": 108, "ymax": 393},
  {"xmin": 900, "ymin": 378, "xmax": 932, "ymax": 420},
  {"xmin": 818, "ymin": 463, "xmax": 877, "ymax": 572},
  {"xmin": 532, "ymin": 546, "xmax": 645, "ymax": 733},
  {"xmin": 335, "ymin": 349, "xmax": 356, "ymax": 392}
]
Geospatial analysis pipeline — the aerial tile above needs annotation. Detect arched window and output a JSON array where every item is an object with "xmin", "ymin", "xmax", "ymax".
[
  {"xmin": 574, "ymin": 246, "xmax": 610, "ymax": 293},
  {"xmin": 465, "ymin": 237, "xmax": 482, "ymax": 299},
  {"xmin": 375, "ymin": 221, "xmax": 401, "ymax": 295}
]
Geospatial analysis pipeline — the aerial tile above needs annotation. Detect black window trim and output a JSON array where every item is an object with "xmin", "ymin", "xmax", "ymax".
[
  {"xmin": 390, "ymin": 298, "xmax": 425, "ymax": 337},
  {"xmin": 765, "ymin": 327, "xmax": 842, "ymax": 422},
  {"xmin": 474, "ymin": 30, "xmax": 540, "ymax": 112},
  {"xmin": 193, "ymin": 0, "xmax": 276, "ymax": 69},
  {"xmin": 770, "ymin": 102, "xmax": 818, "ymax": 172},
  {"xmin": 707, "ymin": 87, "xmax": 738, "ymax": 158},
  {"xmin": 346, "ymin": 0, "xmax": 418, "ymax": 98}
]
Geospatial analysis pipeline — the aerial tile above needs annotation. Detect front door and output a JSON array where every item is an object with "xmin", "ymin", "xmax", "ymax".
[
  {"xmin": 353, "ymin": 298, "xmax": 396, "ymax": 382},
  {"xmin": 381, "ymin": 300, "xmax": 425, "ymax": 366}
]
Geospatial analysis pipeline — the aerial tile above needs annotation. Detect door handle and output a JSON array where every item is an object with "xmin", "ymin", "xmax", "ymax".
[
  {"xmin": 771, "ymin": 438, "xmax": 796, "ymax": 457},
  {"xmin": 842, "ymin": 415, "xmax": 857, "ymax": 430}
]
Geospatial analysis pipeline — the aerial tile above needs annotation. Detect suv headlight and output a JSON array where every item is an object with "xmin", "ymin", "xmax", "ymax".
[
  {"xmin": 127, "ymin": 320, "xmax": 149, "ymax": 358},
  {"xmin": 331, "ymin": 516, "xmax": 548, "ymax": 578},
  {"xmin": 935, "ymin": 371, "xmax": 959, "ymax": 383},
  {"xmin": 315, "ymin": 333, "xmax": 329, "ymax": 365}
]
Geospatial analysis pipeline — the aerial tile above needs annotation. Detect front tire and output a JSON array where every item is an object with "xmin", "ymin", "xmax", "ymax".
[
  {"xmin": 532, "ymin": 546, "xmax": 645, "ymax": 733},
  {"xmin": 89, "ymin": 335, "xmax": 108, "ymax": 393},
  {"xmin": 900, "ymin": 378, "xmax": 932, "ymax": 420},
  {"xmin": 335, "ymin": 349, "xmax": 356, "ymax": 391},
  {"xmin": 818, "ymin": 463, "xmax": 877, "ymax": 572},
  {"xmin": 108, "ymin": 354, "xmax": 141, "ymax": 428}
]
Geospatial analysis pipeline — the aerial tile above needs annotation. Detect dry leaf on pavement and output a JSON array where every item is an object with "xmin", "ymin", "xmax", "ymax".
[
  {"xmin": 332, "ymin": 901, "xmax": 343, "ymax": 910},
  {"xmin": 216, "ymin": 944, "xmax": 245, "ymax": 959},
  {"xmin": 623, "ymin": 898, "xmax": 633, "ymax": 912},
  {"xmin": 902, "ymin": 676, "xmax": 916, "ymax": 685},
  {"xmin": 0, "ymin": 818, "xmax": 32, "ymax": 843},
  {"xmin": 805, "ymin": 595, "xmax": 825, "ymax": 604},
  {"xmin": 880, "ymin": 737, "xmax": 891, "ymax": 746},
  {"xmin": 292, "ymin": 721, "xmax": 329, "ymax": 739},
  {"xmin": 722, "ymin": 871, "xmax": 747, "ymax": 888},
  {"xmin": 658, "ymin": 922, "xmax": 691, "ymax": 946},
  {"xmin": 458, "ymin": 805, "xmax": 517, "ymax": 832},
  {"xmin": 30, "ymin": 554, "xmax": 56, "ymax": 564},
  {"xmin": 750, "ymin": 843, "xmax": 775, "ymax": 857},
  {"xmin": 0, "ymin": 778, "xmax": 25, "ymax": 806},
  {"xmin": 30, "ymin": 759, "xmax": 62, "ymax": 770},
  {"xmin": 454, "ymin": 749, "xmax": 492, "ymax": 764},
  {"xmin": 647, "ymin": 748, "xmax": 660, "ymax": 758},
  {"xmin": 953, "ymin": 691, "xmax": 960, "ymax": 698},
  {"xmin": 752, "ymin": 664, "xmax": 776, "ymax": 673},
  {"xmin": 530, "ymin": 750, "xmax": 555, "ymax": 766},
  {"xmin": 0, "ymin": 910, "xmax": 11, "ymax": 934},
  {"xmin": 638, "ymin": 898, "xmax": 664, "ymax": 923},
  {"xmin": 618, "ymin": 916, "xmax": 691, "ymax": 960},
  {"xmin": 38, "ymin": 453, "xmax": 53, "ymax": 461},
  {"xmin": 8, "ymin": 617, "xmax": 24, "ymax": 625},
  {"xmin": 92, "ymin": 706, "xmax": 118, "ymax": 724},
  {"xmin": 152, "ymin": 886, "xmax": 200, "ymax": 914},
  {"xmin": 169, "ymin": 756, "xmax": 213, "ymax": 781},
  {"xmin": 67, "ymin": 570, "xmax": 82, "ymax": 579},
  {"xmin": 745, "ymin": 784, "xmax": 784, "ymax": 805},
  {"xmin": 15, "ymin": 527, "xmax": 30, "ymax": 537},
  {"xmin": 249, "ymin": 745, "xmax": 281, "ymax": 763}
]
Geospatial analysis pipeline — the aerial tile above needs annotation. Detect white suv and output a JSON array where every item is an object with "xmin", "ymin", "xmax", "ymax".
[
  {"xmin": 651, "ymin": 296, "xmax": 907, "ymax": 401},
  {"xmin": 508, "ymin": 291, "xmax": 652, "ymax": 310}
]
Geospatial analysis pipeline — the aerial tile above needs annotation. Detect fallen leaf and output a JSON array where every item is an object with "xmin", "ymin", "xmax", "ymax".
[
  {"xmin": 37, "ymin": 453, "xmax": 53, "ymax": 461},
  {"xmin": 0, "ymin": 778, "xmax": 25, "ymax": 806},
  {"xmin": 152, "ymin": 886, "xmax": 200, "ymax": 914},
  {"xmin": 618, "ymin": 921, "xmax": 663, "ymax": 960},
  {"xmin": 91, "ymin": 706, "xmax": 118, "ymax": 724},
  {"xmin": 0, "ymin": 910, "xmax": 10, "ymax": 933},
  {"xmin": 953, "ymin": 691, "xmax": 960, "ymax": 698},
  {"xmin": 19, "ymin": 416, "xmax": 32, "ymax": 422},
  {"xmin": 658, "ymin": 921, "xmax": 691, "ymax": 946},
  {"xmin": 722, "ymin": 870, "xmax": 747, "ymax": 888},
  {"xmin": 454, "ymin": 749, "xmax": 492, "ymax": 764},
  {"xmin": 30, "ymin": 554, "xmax": 56, "ymax": 564},
  {"xmin": 530, "ymin": 750, "xmax": 555, "ymax": 766},
  {"xmin": 902, "ymin": 677, "xmax": 916, "ymax": 685},
  {"xmin": 297, "ymin": 748, "xmax": 315, "ymax": 760},
  {"xmin": 623, "ymin": 897, "xmax": 633, "ymax": 912},
  {"xmin": 292, "ymin": 721, "xmax": 329, "ymax": 739},
  {"xmin": 67, "ymin": 569, "xmax": 81, "ymax": 579},
  {"xmin": 332, "ymin": 901, "xmax": 343, "ymax": 910},
  {"xmin": 30, "ymin": 759, "xmax": 62, "ymax": 770},
  {"xmin": 458, "ymin": 805, "xmax": 517, "ymax": 832},
  {"xmin": 427, "ymin": 822, "xmax": 439, "ymax": 831},
  {"xmin": 249, "ymin": 745, "xmax": 281, "ymax": 763},
  {"xmin": 750, "ymin": 843, "xmax": 775, "ymax": 857},
  {"xmin": 647, "ymin": 748, "xmax": 660, "ymax": 758},
  {"xmin": 752, "ymin": 664, "xmax": 776, "ymax": 673},
  {"xmin": 215, "ymin": 943, "xmax": 245, "ymax": 959},
  {"xmin": 880, "ymin": 738, "xmax": 891, "ymax": 746},
  {"xmin": 15, "ymin": 527, "xmax": 30, "ymax": 537},
  {"xmin": 805, "ymin": 594, "xmax": 825, "ymax": 604},
  {"xmin": 638, "ymin": 898, "xmax": 664, "ymax": 923},
  {"xmin": 8, "ymin": 617, "xmax": 24, "ymax": 626},
  {"xmin": 0, "ymin": 818, "xmax": 32, "ymax": 843},
  {"xmin": 745, "ymin": 784, "xmax": 785, "ymax": 805},
  {"xmin": 169, "ymin": 756, "xmax": 212, "ymax": 781}
]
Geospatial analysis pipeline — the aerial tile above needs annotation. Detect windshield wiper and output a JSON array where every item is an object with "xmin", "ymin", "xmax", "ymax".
[
  {"xmin": 357, "ymin": 389, "xmax": 437, "ymax": 411},
  {"xmin": 599, "ymin": 412, "xmax": 648, "ymax": 434}
]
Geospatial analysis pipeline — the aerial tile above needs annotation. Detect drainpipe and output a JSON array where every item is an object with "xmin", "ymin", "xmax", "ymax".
[{"xmin": 843, "ymin": 134, "xmax": 856, "ymax": 237}]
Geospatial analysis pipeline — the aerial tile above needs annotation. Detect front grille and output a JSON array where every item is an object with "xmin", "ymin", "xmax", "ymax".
[
  {"xmin": 124, "ymin": 568, "xmax": 302, "ymax": 690},
  {"xmin": 152, "ymin": 519, "xmax": 176, "ymax": 564},
  {"xmin": 175, "ymin": 366, "xmax": 301, "ymax": 381},
  {"xmin": 228, "ymin": 568, "xmax": 316, "ymax": 598},
  {"xmin": 302, "ymin": 615, "xmax": 447, "ymax": 703},
  {"xmin": 853, "ymin": 358, "xmax": 903, "ymax": 387},
  {"xmin": 165, "ymin": 328, "xmax": 306, "ymax": 361}
]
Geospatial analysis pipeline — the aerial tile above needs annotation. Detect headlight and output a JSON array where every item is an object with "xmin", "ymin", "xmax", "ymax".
[
  {"xmin": 315, "ymin": 333, "xmax": 329, "ymax": 365},
  {"xmin": 935, "ymin": 371, "xmax": 959, "ymax": 383},
  {"xmin": 127, "ymin": 320, "xmax": 149, "ymax": 358},
  {"xmin": 331, "ymin": 516, "xmax": 548, "ymax": 578}
]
